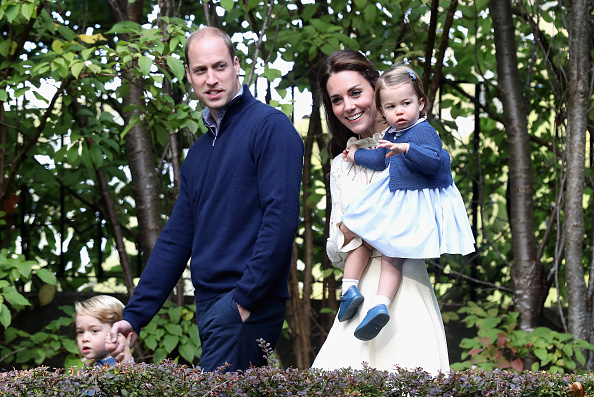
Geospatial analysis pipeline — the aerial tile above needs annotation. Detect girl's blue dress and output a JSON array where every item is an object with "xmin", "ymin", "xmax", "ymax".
[{"xmin": 341, "ymin": 120, "xmax": 475, "ymax": 259}]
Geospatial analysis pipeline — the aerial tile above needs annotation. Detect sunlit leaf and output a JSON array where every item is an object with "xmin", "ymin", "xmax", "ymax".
[
  {"xmin": 36, "ymin": 268, "xmax": 57, "ymax": 285},
  {"xmin": 0, "ymin": 303, "xmax": 11, "ymax": 328},
  {"xmin": 166, "ymin": 55, "xmax": 185, "ymax": 81},
  {"xmin": 71, "ymin": 61, "xmax": 85, "ymax": 79},
  {"xmin": 138, "ymin": 55, "xmax": 152, "ymax": 76},
  {"xmin": 3, "ymin": 286, "xmax": 30, "ymax": 307}
]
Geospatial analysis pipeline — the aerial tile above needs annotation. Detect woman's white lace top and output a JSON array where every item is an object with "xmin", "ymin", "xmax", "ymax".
[{"xmin": 326, "ymin": 132, "xmax": 386, "ymax": 268}]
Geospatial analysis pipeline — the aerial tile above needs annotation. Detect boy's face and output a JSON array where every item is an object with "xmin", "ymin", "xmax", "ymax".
[{"xmin": 76, "ymin": 314, "xmax": 111, "ymax": 361}]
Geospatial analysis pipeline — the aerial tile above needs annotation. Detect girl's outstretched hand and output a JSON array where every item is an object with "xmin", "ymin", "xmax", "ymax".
[{"xmin": 377, "ymin": 140, "xmax": 409, "ymax": 158}]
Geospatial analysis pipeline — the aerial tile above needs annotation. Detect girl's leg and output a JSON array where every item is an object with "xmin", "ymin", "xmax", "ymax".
[
  {"xmin": 343, "ymin": 245, "xmax": 371, "ymax": 285},
  {"xmin": 354, "ymin": 255, "xmax": 404, "ymax": 341},
  {"xmin": 339, "ymin": 223, "xmax": 370, "ymax": 291},
  {"xmin": 338, "ymin": 226, "xmax": 371, "ymax": 322},
  {"xmin": 376, "ymin": 255, "xmax": 404, "ymax": 303},
  {"xmin": 339, "ymin": 222, "xmax": 359, "ymax": 247}
]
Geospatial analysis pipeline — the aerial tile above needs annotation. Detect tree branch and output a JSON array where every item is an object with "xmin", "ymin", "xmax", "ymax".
[
  {"xmin": 1, "ymin": 76, "xmax": 73, "ymax": 204},
  {"xmin": 430, "ymin": 260, "xmax": 513, "ymax": 293}
]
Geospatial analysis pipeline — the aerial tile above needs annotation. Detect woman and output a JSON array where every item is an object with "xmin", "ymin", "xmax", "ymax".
[{"xmin": 312, "ymin": 50, "xmax": 450, "ymax": 374}]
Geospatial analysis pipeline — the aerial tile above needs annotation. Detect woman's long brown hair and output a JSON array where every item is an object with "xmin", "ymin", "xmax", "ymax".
[{"xmin": 318, "ymin": 50, "xmax": 380, "ymax": 158}]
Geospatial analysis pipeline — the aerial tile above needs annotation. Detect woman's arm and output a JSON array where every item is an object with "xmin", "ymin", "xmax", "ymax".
[{"xmin": 326, "ymin": 159, "xmax": 349, "ymax": 268}]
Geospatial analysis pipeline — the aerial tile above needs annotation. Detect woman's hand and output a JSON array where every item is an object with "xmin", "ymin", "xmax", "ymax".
[
  {"xmin": 377, "ymin": 140, "xmax": 409, "ymax": 158},
  {"xmin": 343, "ymin": 145, "xmax": 358, "ymax": 162}
]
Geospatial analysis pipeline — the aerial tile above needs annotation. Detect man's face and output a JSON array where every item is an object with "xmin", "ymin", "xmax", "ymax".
[{"xmin": 185, "ymin": 35, "xmax": 241, "ymax": 119}]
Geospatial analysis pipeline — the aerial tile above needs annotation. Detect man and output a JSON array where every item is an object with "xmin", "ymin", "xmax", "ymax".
[{"xmin": 107, "ymin": 27, "xmax": 304, "ymax": 372}]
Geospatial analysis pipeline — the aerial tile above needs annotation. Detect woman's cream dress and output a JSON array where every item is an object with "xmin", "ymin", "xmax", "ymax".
[{"xmin": 312, "ymin": 133, "xmax": 450, "ymax": 375}]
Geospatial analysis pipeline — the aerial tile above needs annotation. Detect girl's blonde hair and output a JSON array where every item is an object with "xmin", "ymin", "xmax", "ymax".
[
  {"xmin": 75, "ymin": 295, "xmax": 124, "ymax": 325},
  {"xmin": 375, "ymin": 63, "xmax": 427, "ymax": 117}
]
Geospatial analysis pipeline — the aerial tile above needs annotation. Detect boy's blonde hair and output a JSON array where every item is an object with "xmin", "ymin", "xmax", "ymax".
[
  {"xmin": 375, "ymin": 63, "xmax": 428, "ymax": 118},
  {"xmin": 75, "ymin": 295, "xmax": 124, "ymax": 325}
]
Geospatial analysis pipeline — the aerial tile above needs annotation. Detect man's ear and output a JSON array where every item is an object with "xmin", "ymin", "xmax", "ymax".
[{"xmin": 233, "ymin": 56, "xmax": 241, "ymax": 76}]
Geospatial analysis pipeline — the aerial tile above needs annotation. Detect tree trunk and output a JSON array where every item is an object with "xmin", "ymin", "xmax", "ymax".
[
  {"xmin": 287, "ymin": 76, "xmax": 324, "ymax": 369},
  {"xmin": 69, "ymin": 98, "xmax": 136, "ymax": 295},
  {"xmin": 95, "ymin": 165, "xmax": 135, "ymax": 295},
  {"xmin": 287, "ymin": 240, "xmax": 309, "ymax": 368},
  {"xmin": 426, "ymin": 0, "xmax": 458, "ymax": 119},
  {"xmin": 122, "ymin": 74, "xmax": 163, "ymax": 262},
  {"xmin": 564, "ymin": 0, "xmax": 592, "ymax": 368},
  {"xmin": 107, "ymin": 0, "xmax": 163, "ymax": 265},
  {"xmin": 158, "ymin": 0, "xmax": 184, "ymax": 307},
  {"xmin": 489, "ymin": 0, "xmax": 545, "ymax": 332},
  {"xmin": 315, "ymin": 134, "xmax": 336, "ymax": 332}
]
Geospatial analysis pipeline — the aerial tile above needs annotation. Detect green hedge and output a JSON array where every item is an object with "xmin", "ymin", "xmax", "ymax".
[{"xmin": 1, "ymin": 360, "xmax": 592, "ymax": 396}]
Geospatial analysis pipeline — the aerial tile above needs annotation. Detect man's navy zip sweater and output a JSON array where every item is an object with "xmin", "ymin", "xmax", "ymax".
[{"xmin": 122, "ymin": 86, "xmax": 304, "ymax": 333}]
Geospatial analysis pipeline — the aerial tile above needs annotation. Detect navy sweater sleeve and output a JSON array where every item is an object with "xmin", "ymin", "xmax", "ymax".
[
  {"xmin": 233, "ymin": 112, "xmax": 304, "ymax": 311},
  {"xmin": 122, "ymin": 178, "xmax": 194, "ymax": 333},
  {"xmin": 353, "ymin": 146, "xmax": 389, "ymax": 171}
]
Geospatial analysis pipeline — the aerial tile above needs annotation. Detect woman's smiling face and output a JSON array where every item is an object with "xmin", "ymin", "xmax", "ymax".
[{"xmin": 326, "ymin": 70, "xmax": 379, "ymax": 137}]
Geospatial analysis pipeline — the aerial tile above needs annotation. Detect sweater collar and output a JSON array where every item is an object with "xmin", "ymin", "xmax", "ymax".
[
  {"xmin": 387, "ymin": 116, "xmax": 427, "ymax": 137},
  {"xmin": 346, "ymin": 126, "xmax": 389, "ymax": 149},
  {"xmin": 201, "ymin": 85, "xmax": 245, "ymax": 133}
]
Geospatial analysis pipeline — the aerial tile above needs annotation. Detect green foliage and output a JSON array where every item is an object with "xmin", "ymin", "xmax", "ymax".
[
  {"xmin": 0, "ymin": 302, "xmax": 202, "ymax": 369},
  {"xmin": 453, "ymin": 302, "xmax": 594, "ymax": 374},
  {"xmin": 137, "ymin": 301, "xmax": 201, "ymax": 365},
  {"xmin": 0, "ymin": 306, "xmax": 80, "ymax": 369},
  {"xmin": 0, "ymin": 249, "xmax": 58, "ymax": 329}
]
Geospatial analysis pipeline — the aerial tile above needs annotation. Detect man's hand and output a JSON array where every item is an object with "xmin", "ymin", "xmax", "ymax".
[
  {"xmin": 236, "ymin": 303, "xmax": 251, "ymax": 322},
  {"xmin": 105, "ymin": 332, "xmax": 134, "ymax": 363},
  {"xmin": 107, "ymin": 320, "xmax": 137, "ymax": 361}
]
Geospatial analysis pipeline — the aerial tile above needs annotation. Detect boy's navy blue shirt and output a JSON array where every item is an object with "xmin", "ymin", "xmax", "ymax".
[{"xmin": 123, "ymin": 85, "xmax": 304, "ymax": 333}]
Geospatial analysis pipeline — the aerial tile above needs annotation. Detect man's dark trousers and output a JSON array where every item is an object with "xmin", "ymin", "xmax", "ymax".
[{"xmin": 196, "ymin": 289, "xmax": 286, "ymax": 372}]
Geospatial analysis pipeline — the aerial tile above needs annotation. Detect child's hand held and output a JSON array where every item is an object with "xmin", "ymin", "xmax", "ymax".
[{"xmin": 344, "ymin": 145, "xmax": 358, "ymax": 163}]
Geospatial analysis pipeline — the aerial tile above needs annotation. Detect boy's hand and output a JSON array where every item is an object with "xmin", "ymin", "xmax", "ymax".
[{"xmin": 105, "ymin": 332, "xmax": 133, "ymax": 363}]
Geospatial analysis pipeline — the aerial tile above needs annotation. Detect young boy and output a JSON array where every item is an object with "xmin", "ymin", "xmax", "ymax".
[{"xmin": 75, "ymin": 295, "xmax": 133, "ymax": 365}]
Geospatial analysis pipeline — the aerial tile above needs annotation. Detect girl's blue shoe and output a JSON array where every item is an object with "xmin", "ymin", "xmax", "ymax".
[
  {"xmin": 337, "ymin": 286, "xmax": 364, "ymax": 322},
  {"xmin": 354, "ymin": 304, "xmax": 389, "ymax": 341}
]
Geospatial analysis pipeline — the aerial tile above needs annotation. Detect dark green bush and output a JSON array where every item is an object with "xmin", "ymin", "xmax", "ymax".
[{"xmin": 2, "ymin": 361, "xmax": 593, "ymax": 396}]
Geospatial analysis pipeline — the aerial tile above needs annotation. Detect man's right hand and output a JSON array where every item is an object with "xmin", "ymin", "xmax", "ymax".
[{"xmin": 107, "ymin": 320, "xmax": 138, "ymax": 361}]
